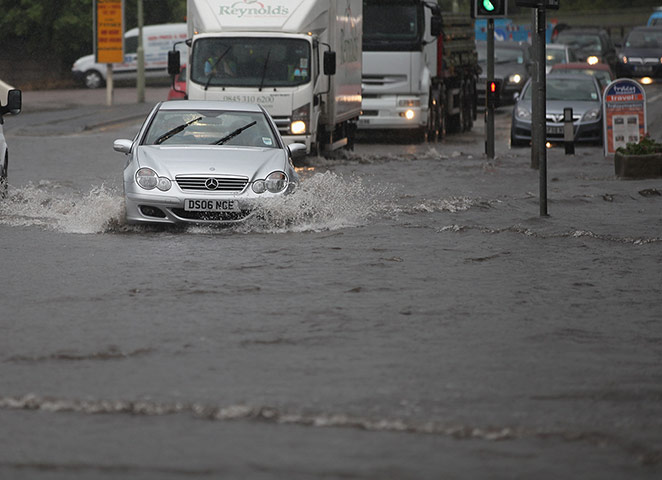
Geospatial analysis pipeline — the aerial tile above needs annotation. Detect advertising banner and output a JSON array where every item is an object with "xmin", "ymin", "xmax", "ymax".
[
  {"xmin": 603, "ymin": 79, "xmax": 647, "ymax": 156},
  {"xmin": 95, "ymin": 0, "xmax": 124, "ymax": 64}
]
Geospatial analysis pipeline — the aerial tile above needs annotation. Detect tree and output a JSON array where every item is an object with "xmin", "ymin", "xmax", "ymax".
[{"xmin": 0, "ymin": 0, "xmax": 185, "ymax": 70}]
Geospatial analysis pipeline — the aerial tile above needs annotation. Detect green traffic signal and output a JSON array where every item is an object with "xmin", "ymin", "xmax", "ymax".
[{"xmin": 482, "ymin": 0, "xmax": 495, "ymax": 11}]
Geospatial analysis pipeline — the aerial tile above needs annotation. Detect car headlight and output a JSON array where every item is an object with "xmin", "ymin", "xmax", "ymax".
[
  {"xmin": 252, "ymin": 180, "xmax": 266, "ymax": 194},
  {"xmin": 508, "ymin": 73, "xmax": 522, "ymax": 85},
  {"xmin": 581, "ymin": 108, "xmax": 600, "ymax": 122},
  {"xmin": 587, "ymin": 56, "xmax": 599, "ymax": 65},
  {"xmin": 135, "ymin": 168, "xmax": 171, "ymax": 191},
  {"xmin": 265, "ymin": 171, "xmax": 288, "ymax": 193},
  {"xmin": 252, "ymin": 172, "xmax": 288, "ymax": 194},
  {"xmin": 515, "ymin": 105, "xmax": 531, "ymax": 121},
  {"xmin": 620, "ymin": 55, "xmax": 628, "ymax": 64}
]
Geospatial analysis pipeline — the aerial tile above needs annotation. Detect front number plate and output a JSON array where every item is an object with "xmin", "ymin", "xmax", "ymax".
[
  {"xmin": 546, "ymin": 126, "xmax": 564, "ymax": 135},
  {"xmin": 185, "ymin": 199, "xmax": 240, "ymax": 212}
]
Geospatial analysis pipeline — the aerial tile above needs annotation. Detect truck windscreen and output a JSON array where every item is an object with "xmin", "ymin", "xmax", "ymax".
[
  {"xmin": 363, "ymin": 0, "xmax": 422, "ymax": 52},
  {"xmin": 191, "ymin": 38, "xmax": 311, "ymax": 88}
]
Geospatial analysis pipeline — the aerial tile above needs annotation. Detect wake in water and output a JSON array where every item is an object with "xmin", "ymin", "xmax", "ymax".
[
  {"xmin": 0, "ymin": 181, "xmax": 123, "ymax": 234},
  {"xmin": 0, "ymin": 172, "xmax": 386, "ymax": 235}
]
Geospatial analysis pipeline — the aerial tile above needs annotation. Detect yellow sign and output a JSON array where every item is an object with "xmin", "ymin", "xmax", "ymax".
[{"xmin": 95, "ymin": 0, "xmax": 124, "ymax": 64}]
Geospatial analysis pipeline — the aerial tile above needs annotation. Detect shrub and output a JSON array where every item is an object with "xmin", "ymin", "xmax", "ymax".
[{"xmin": 616, "ymin": 134, "xmax": 662, "ymax": 155}]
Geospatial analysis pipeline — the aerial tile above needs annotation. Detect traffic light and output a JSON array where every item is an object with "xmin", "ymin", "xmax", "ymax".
[
  {"xmin": 486, "ymin": 79, "xmax": 501, "ymax": 109},
  {"xmin": 472, "ymin": 0, "xmax": 507, "ymax": 19}
]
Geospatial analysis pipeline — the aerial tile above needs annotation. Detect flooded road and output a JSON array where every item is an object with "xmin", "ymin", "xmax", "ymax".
[{"xmin": 0, "ymin": 89, "xmax": 661, "ymax": 479}]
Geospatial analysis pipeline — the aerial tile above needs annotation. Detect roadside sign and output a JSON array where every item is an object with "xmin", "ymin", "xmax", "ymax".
[
  {"xmin": 603, "ymin": 78, "xmax": 647, "ymax": 156},
  {"xmin": 95, "ymin": 0, "xmax": 124, "ymax": 64}
]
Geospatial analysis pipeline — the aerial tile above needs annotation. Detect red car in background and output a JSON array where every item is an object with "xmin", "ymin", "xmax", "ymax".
[
  {"xmin": 549, "ymin": 62, "xmax": 614, "ymax": 90},
  {"xmin": 167, "ymin": 67, "xmax": 187, "ymax": 100}
]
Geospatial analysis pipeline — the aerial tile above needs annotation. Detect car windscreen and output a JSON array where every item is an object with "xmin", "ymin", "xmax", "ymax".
[
  {"xmin": 142, "ymin": 109, "xmax": 278, "ymax": 148},
  {"xmin": 478, "ymin": 46, "xmax": 525, "ymax": 64},
  {"xmin": 625, "ymin": 30, "xmax": 662, "ymax": 49},
  {"xmin": 546, "ymin": 48, "xmax": 568, "ymax": 66},
  {"xmin": 363, "ymin": 0, "xmax": 422, "ymax": 51},
  {"xmin": 190, "ymin": 38, "xmax": 311, "ymax": 88},
  {"xmin": 555, "ymin": 33, "xmax": 602, "ymax": 54},
  {"xmin": 524, "ymin": 77, "xmax": 599, "ymax": 102}
]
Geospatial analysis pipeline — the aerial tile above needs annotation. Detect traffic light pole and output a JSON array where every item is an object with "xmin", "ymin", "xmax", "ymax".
[
  {"xmin": 486, "ymin": 19, "xmax": 495, "ymax": 159},
  {"xmin": 530, "ymin": 8, "xmax": 539, "ymax": 169},
  {"xmin": 535, "ymin": 5, "xmax": 548, "ymax": 216}
]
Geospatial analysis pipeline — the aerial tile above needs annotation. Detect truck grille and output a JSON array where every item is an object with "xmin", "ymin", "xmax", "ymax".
[{"xmin": 175, "ymin": 175, "xmax": 248, "ymax": 192}]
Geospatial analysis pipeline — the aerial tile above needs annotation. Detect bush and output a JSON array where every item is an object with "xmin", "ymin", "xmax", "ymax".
[{"xmin": 616, "ymin": 134, "xmax": 662, "ymax": 155}]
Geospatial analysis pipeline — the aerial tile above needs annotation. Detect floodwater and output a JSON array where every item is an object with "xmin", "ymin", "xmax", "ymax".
[{"xmin": 0, "ymin": 106, "xmax": 661, "ymax": 479}]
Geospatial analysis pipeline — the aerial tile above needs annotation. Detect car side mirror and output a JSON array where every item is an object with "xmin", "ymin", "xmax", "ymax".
[
  {"xmin": 113, "ymin": 138, "xmax": 133, "ymax": 154},
  {"xmin": 324, "ymin": 51, "xmax": 336, "ymax": 76},
  {"xmin": 1, "ymin": 89, "xmax": 21, "ymax": 116},
  {"xmin": 430, "ymin": 15, "xmax": 443, "ymax": 37},
  {"xmin": 287, "ymin": 142, "xmax": 307, "ymax": 160},
  {"xmin": 168, "ymin": 50, "xmax": 181, "ymax": 77}
]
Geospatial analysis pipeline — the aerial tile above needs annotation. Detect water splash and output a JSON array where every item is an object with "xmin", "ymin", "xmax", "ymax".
[
  {"xmin": 0, "ymin": 172, "xmax": 386, "ymax": 235},
  {"xmin": 0, "ymin": 182, "xmax": 123, "ymax": 234}
]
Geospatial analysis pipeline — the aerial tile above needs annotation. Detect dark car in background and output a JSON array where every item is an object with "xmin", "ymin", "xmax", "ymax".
[
  {"xmin": 616, "ymin": 27, "xmax": 662, "ymax": 79},
  {"xmin": 550, "ymin": 62, "xmax": 614, "ymax": 90},
  {"xmin": 552, "ymin": 28, "xmax": 618, "ymax": 73},
  {"xmin": 511, "ymin": 73, "xmax": 603, "ymax": 147},
  {"xmin": 476, "ymin": 40, "xmax": 532, "ymax": 106}
]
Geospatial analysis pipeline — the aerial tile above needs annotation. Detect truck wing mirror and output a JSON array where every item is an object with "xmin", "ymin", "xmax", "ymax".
[
  {"xmin": 324, "ymin": 51, "xmax": 336, "ymax": 76},
  {"xmin": 431, "ymin": 16, "xmax": 443, "ymax": 37},
  {"xmin": 168, "ymin": 50, "xmax": 181, "ymax": 77},
  {"xmin": 6, "ymin": 89, "xmax": 21, "ymax": 115}
]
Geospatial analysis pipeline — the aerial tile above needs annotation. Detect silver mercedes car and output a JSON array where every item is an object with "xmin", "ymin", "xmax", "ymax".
[{"xmin": 113, "ymin": 101, "xmax": 303, "ymax": 225}]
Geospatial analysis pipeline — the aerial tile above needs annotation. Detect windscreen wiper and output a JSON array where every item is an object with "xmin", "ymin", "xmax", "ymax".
[
  {"xmin": 211, "ymin": 121, "xmax": 257, "ymax": 145},
  {"xmin": 259, "ymin": 48, "xmax": 272, "ymax": 92},
  {"xmin": 204, "ymin": 46, "xmax": 232, "ymax": 91},
  {"xmin": 154, "ymin": 116, "xmax": 202, "ymax": 145}
]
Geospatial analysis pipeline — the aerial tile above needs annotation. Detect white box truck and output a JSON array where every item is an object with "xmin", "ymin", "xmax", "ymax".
[
  {"xmin": 169, "ymin": 0, "xmax": 362, "ymax": 154},
  {"xmin": 73, "ymin": 23, "xmax": 188, "ymax": 89},
  {"xmin": 359, "ymin": 1, "xmax": 479, "ymax": 140}
]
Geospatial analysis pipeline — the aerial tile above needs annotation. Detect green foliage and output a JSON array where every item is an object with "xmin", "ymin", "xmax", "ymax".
[
  {"xmin": 616, "ymin": 134, "xmax": 662, "ymax": 155},
  {"xmin": 0, "ymin": 0, "xmax": 185, "ymax": 69}
]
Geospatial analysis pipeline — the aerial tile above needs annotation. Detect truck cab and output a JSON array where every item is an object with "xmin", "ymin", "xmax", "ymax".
[{"xmin": 359, "ymin": 0, "xmax": 477, "ymax": 139}]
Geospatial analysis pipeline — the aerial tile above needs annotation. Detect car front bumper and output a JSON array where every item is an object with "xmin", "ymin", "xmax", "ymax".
[
  {"xmin": 511, "ymin": 117, "xmax": 603, "ymax": 145},
  {"xmin": 123, "ymin": 185, "xmax": 294, "ymax": 225}
]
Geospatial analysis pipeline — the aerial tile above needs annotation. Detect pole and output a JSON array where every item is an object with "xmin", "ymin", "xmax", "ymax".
[
  {"xmin": 486, "ymin": 19, "xmax": 495, "ymax": 159},
  {"xmin": 530, "ymin": 8, "xmax": 539, "ymax": 169},
  {"xmin": 536, "ymin": 5, "xmax": 548, "ymax": 216},
  {"xmin": 106, "ymin": 64, "xmax": 113, "ymax": 106},
  {"xmin": 137, "ymin": 0, "xmax": 145, "ymax": 103}
]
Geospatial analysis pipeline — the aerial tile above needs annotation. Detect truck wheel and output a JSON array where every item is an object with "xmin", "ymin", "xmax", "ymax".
[
  {"xmin": 84, "ymin": 70, "xmax": 104, "ymax": 89},
  {"xmin": 426, "ymin": 91, "xmax": 442, "ymax": 142},
  {"xmin": 1, "ymin": 153, "xmax": 8, "ymax": 199}
]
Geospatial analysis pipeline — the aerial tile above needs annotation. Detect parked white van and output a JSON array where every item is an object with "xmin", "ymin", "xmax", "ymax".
[{"xmin": 72, "ymin": 23, "xmax": 187, "ymax": 89}]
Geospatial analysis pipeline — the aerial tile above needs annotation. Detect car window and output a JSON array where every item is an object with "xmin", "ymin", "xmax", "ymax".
[
  {"xmin": 625, "ymin": 30, "xmax": 662, "ymax": 49},
  {"xmin": 546, "ymin": 48, "xmax": 568, "ymax": 66},
  {"xmin": 523, "ymin": 77, "xmax": 599, "ymax": 102},
  {"xmin": 142, "ymin": 109, "xmax": 278, "ymax": 148},
  {"xmin": 494, "ymin": 47, "xmax": 525, "ymax": 64},
  {"xmin": 556, "ymin": 32, "xmax": 603, "ymax": 54}
]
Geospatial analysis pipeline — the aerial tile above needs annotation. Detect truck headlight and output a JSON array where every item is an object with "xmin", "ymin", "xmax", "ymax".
[{"xmin": 290, "ymin": 104, "xmax": 310, "ymax": 135}]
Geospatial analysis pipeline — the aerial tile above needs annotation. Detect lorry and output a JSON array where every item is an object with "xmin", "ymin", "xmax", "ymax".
[
  {"xmin": 73, "ymin": 23, "xmax": 188, "ymax": 89},
  {"xmin": 169, "ymin": 0, "xmax": 362, "ymax": 155},
  {"xmin": 359, "ymin": 0, "xmax": 480, "ymax": 140}
]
